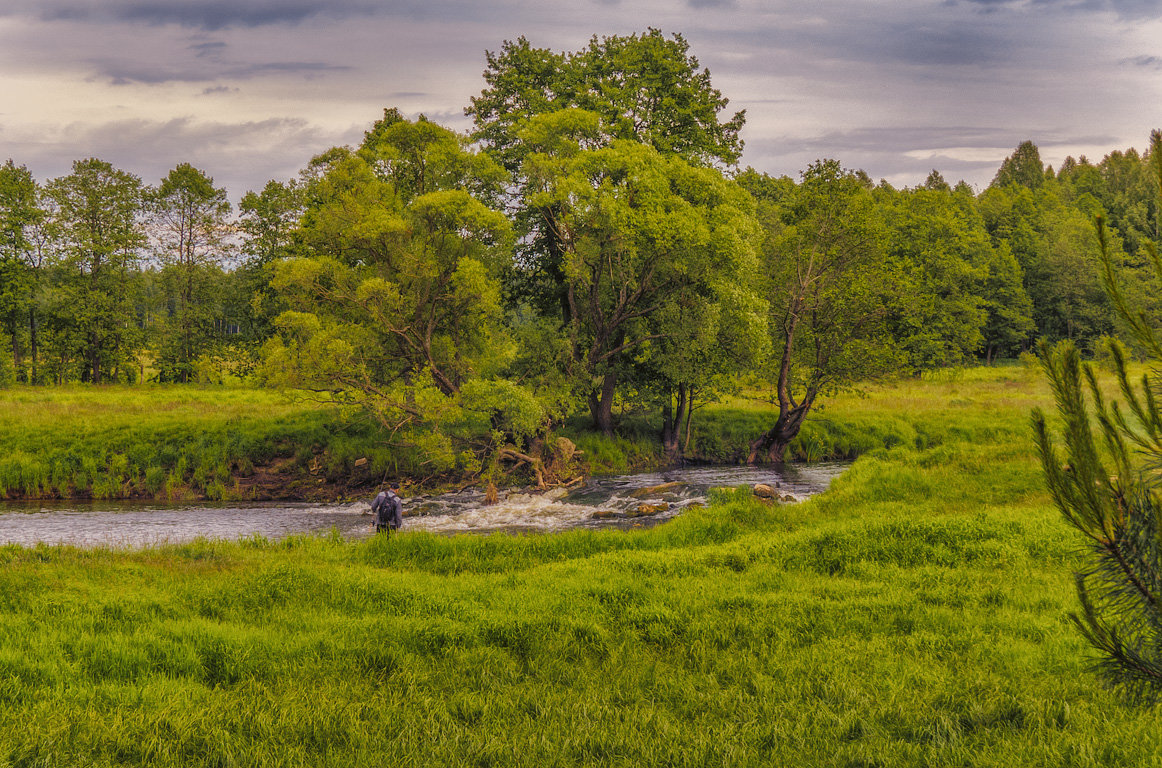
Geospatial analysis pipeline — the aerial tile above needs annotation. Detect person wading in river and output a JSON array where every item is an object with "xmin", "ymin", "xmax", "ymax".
[{"xmin": 371, "ymin": 485, "xmax": 403, "ymax": 533}]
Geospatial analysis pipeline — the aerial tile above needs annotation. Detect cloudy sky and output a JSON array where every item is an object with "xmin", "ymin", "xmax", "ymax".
[{"xmin": 1, "ymin": 0, "xmax": 1160, "ymax": 201}]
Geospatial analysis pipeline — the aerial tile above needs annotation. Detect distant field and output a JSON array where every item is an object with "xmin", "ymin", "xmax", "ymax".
[{"xmin": 3, "ymin": 365, "xmax": 1159, "ymax": 766}]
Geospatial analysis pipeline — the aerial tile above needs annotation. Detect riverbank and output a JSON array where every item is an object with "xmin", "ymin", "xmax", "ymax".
[
  {"xmin": 0, "ymin": 380, "xmax": 892, "ymax": 503},
  {"xmin": 4, "ymin": 364, "xmax": 1161, "ymax": 765}
]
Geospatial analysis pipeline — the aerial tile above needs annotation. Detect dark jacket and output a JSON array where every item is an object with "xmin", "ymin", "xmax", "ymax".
[{"xmin": 372, "ymin": 490, "xmax": 403, "ymax": 531}]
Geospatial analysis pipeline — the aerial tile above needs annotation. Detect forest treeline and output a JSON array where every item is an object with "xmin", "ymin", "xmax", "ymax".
[{"xmin": 1, "ymin": 31, "xmax": 1160, "ymax": 467}]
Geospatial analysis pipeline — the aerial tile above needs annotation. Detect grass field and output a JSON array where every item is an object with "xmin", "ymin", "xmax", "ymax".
[
  {"xmin": 2, "ymin": 365, "xmax": 1158, "ymax": 766},
  {"xmin": 0, "ymin": 386, "xmax": 391, "ymax": 501}
]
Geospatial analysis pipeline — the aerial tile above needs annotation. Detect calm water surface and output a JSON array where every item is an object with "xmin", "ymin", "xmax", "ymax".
[{"xmin": 0, "ymin": 462, "xmax": 848, "ymax": 549}]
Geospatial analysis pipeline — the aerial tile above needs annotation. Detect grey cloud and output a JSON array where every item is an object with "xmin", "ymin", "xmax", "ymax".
[
  {"xmin": 958, "ymin": 0, "xmax": 1017, "ymax": 7},
  {"xmin": 696, "ymin": 10, "xmax": 1018, "ymax": 69},
  {"xmin": 688, "ymin": 0, "xmax": 737, "ymax": 8},
  {"xmin": 4, "ymin": 0, "xmax": 509, "ymax": 30},
  {"xmin": 767, "ymin": 126, "xmax": 1119, "ymax": 156},
  {"xmin": 888, "ymin": 25, "xmax": 1011, "ymax": 66},
  {"xmin": 96, "ymin": 59, "xmax": 350, "ymax": 85},
  {"xmin": 1106, "ymin": 0, "xmax": 1162, "ymax": 17},
  {"xmin": 201, "ymin": 85, "xmax": 239, "ymax": 95},
  {"xmin": 190, "ymin": 41, "xmax": 227, "ymax": 58},
  {"xmin": 771, "ymin": 127, "xmax": 1014, "ymax": 155},
  {"xmin": 242, "ymin": 62, "xmax": 352, "ymax": 76},
  {"xmin": 1067, "ymin": 0, "xmax": 1162, "ymax": 19},
  {"xmin": 25, "ymin": 1, "xmax": 379, "ymax": 30},
  {"xmin": 1122, "ymin": 55, "xmax": 1162, "ymax": 68},
  {"xmin": 960, "ymin": 0, "xmax": 1162, "ymax": 19}
]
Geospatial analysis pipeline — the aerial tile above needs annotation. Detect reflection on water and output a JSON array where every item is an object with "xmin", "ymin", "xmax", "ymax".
[{"xmin": 0, "ymin": 462, "xmax": 848, "ymax": 549}]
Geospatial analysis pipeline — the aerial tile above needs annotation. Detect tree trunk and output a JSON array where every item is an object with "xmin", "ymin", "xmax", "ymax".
[
  {"xmin": 544, "ymin": 206, "xmax": 572, "ymax": 326},
  {"xmin": 588, "ymin": 370, "xmax": 617, "ymax": 437},
  {"xmin": 747, "ymin": 402, "xmax": 811, "ymax": 464},
  {"xmin": 661, "ymin": 384, "xmax": 689, "ymax": 459},
  {"xmin": 9, "ymin": 326, "xmax": 21, "ymax": 382},
  {"xmin": 662, "ymin": 399, "xmax": 676, "ymax": 455},
  {"xmin": 683, "ymin": 387, "xmax": 695, "ymax": 454},
  {"xmin": 89, "ymin": 338, "xmax": 100, "ymax": 384},
  {"xmin": 28, "ymin": 305, "xmax": 37, "ymax": 385}
]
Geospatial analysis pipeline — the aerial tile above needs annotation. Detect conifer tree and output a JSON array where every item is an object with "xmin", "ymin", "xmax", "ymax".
[{"xmin": 1032, "ymin": 129, "xmax": 1162, "ymax": 701}]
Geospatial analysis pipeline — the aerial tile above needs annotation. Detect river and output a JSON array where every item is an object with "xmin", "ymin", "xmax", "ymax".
[{"xmin": 0, "ymin": 462, "xmax": 848, "ymax": 549}]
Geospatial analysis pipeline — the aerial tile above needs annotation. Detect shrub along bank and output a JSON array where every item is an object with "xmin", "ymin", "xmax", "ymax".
[{"xmin": 2, "ymin": 365, "xmax": 1159, "ymax": 766}]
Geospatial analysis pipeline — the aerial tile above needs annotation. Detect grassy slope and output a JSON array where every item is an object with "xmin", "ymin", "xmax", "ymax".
[
  {"xmin": 0, "ymin": 387, "xmax": 390, "ymax": 500},
  {"xmin": 2, "ymin": 366, "xmax": 1161, "ymax": 766}
]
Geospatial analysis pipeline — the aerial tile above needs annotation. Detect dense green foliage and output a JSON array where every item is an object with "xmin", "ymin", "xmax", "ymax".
[
  {"xmin": 6, "ymin": 369, "xmax": 1162, "ymax": 765},
  {"xmin": 149, "ymin": 164, "xmax": 233, "ymax": 383}
]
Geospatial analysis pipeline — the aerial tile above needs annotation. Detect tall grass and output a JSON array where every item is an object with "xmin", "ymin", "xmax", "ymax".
[
  {"xmin": 0, "ymin": 386, "xmax": 390, "ymax": 500},
  {"xmin": 0, "ymin": 366, "xmax": 1158, "ymax": 765}
]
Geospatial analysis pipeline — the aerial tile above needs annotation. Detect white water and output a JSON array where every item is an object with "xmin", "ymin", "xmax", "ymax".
[{"xmin": 0, "ymin": 462, "xmax": 848, "ymax": 548}]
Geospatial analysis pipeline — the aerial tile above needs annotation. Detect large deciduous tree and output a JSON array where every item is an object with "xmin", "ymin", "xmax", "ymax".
[
  {"xmin": 0, "ymin": 160, "xmax": 43, "ymax": 381},
  {"xmin": 467, "ymin": 29, "xmax": 743, "ymax": 173},
  {"xmin": 150, "ymin": 163, "xmax": 233, "ymax": 382},
  {"xmin": 235, "ymin": 179, "xmax": 303, "ymax": 347},
  {"xmin": 467, "ymin": 29, "xmax": 746, "ymax": 324},
  {"xmin": 524, "ymin": 112, "xmax": 763, "ymax": 437},
  {"xmin": 45, "ymin": 159, "xmax": 146, "ymax": 384}
]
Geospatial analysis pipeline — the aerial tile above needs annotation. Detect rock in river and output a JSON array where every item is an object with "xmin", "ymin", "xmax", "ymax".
[
  {"xmin": 629, "ymin": 482, "xmax": 685, "ymax": 499},
  {"xmin": 753, "ymin": 483, "xmax": 777, "ymax": 498},
  {"xmin": 627, "ymin": 502, "xmax": 670, "ymax": 517}
]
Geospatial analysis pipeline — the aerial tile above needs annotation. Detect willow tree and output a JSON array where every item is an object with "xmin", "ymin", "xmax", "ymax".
[
  {"xmin": 1032, "ymin": 130, "xmax": 1162, "ymax": 701},
  {"xmin": 262, "ymin": 113, "xmax": 539, "ymax": 470}
]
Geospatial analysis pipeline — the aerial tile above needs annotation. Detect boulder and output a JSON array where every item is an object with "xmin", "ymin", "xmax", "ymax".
[
  {"xmin": 753, "ymin": 483, "xmax": 777, "ymax": 498},
  {"xmin": 629, "ymin": 482, "xmax": 685, "ymax": 499},
  {"xmin": 553, "ymin": 437, "xmax": 577, "ymax": 464},
  {"xmin": 627, "ymin": 502, "xmax": 670, "ymax": 517}
]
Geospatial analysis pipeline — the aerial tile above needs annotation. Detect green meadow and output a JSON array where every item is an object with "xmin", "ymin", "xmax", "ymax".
[
  {"xmin": 0, "ymin": 387, "xmax": 389, "ymax": 500},
  {"xmin": 1, "ymin": 365, "xmax": 1158, "ymax": 766}
]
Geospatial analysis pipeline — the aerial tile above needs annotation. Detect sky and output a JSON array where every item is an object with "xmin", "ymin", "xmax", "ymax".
[{"xmin": 1, "ymin": 0, "xmax": 1160, "ymax": 202}]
